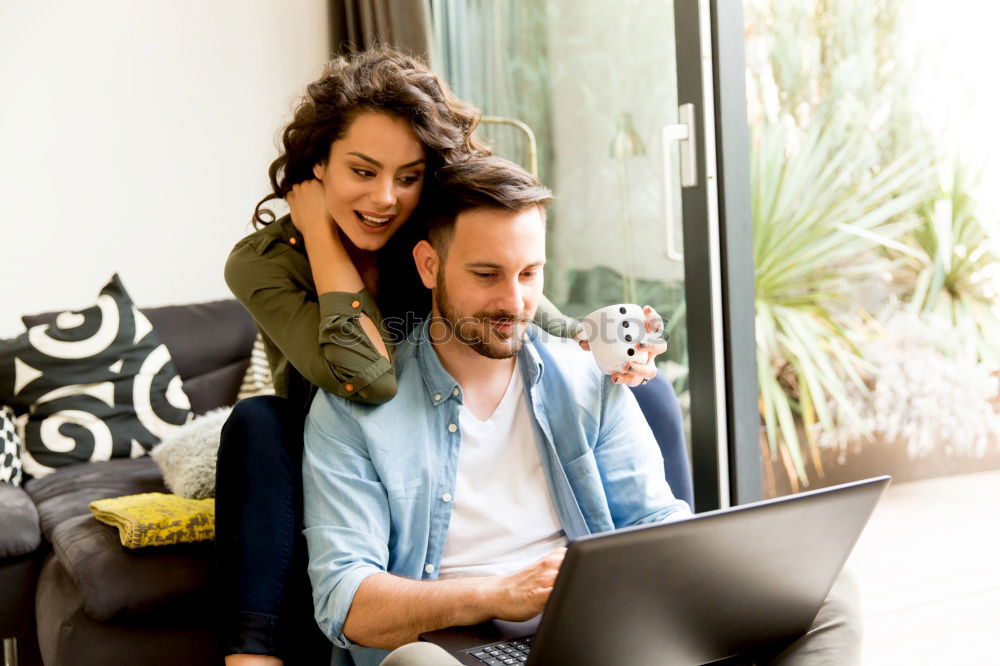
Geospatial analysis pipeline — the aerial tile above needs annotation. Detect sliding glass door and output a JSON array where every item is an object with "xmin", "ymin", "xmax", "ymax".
[{"xmin": 430, "ymin": 0, "xmax": 758, "ymax": 511}]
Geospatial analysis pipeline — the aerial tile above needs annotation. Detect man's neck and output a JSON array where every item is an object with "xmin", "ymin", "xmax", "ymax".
[{"xmin": 429, "ymin": 316, "xmax": 517, "ymax": 421}]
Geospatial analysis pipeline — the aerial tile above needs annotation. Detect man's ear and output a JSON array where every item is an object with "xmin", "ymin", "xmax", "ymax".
[{"xmin": 412, "ymin": 240, "xmax": 439, "ymax": 290}]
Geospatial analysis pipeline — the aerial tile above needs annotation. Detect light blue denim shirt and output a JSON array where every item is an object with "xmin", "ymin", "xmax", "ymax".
[{"xmin": 302, "ymin": 320, "xmax": 691, "ymax": 666}]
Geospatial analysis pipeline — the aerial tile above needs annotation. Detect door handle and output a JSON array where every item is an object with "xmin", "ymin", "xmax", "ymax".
[{"xmin": 661, "ymin": 102, "xmax": 698, "ymax": 261}]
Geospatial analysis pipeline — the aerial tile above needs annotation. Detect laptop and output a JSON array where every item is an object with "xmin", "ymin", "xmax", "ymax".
[{"xmin": 420, "ymin": 475, "xmax": 889, "ymax": 666}]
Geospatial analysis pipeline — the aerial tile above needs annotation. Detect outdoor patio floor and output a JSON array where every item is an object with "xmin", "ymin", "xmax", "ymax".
[{"xmin": 846, "ymin": 467, "xmax": 999, "ymax": 664}]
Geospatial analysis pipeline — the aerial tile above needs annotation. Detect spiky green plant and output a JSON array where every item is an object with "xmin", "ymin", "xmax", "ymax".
[
  {"xmin": 753, "ymin": 121, "xmax": 932, "ymax": 486},
  {"xmin": 895, "ymin": 164, "xmax": 1000, "ymax": 366}
]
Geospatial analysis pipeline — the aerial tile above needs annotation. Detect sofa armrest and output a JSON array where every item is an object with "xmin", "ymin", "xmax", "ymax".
[
  {"xmin": 50, "ymin": 515, "xmax": 213, "ymax": 622},
  {"xmin": 0, "ymin": 483, "xmax": 41, "ymax": 559},
  {"xmin": 0, "ymin": 482, "xmax": 42, "ymax": 639}
]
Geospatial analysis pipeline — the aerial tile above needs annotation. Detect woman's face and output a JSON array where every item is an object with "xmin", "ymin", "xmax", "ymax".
[{"xmin": 313, "ymin": 112, "xmax": 426, "ymax": 252}]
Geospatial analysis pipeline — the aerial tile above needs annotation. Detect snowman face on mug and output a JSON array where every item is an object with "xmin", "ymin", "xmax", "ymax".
[{"xmin": 581, "ymin": 304, "xmax": 647, "ymax": 375}]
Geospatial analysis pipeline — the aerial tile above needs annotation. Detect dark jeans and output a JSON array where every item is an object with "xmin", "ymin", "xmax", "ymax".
[
  {"xmin": 215, "ymin": 395, "xmax": 332, "ymax": 663},
  {"xmin": 629, "ymin": 374, "xmax": 694, "ymax": 508}
]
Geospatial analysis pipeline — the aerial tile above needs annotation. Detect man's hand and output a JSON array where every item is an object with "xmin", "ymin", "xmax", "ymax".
[
  {"xmin": 286, "ymin": 179, "xmax": 331, "ymax": 239},
  {"xmin": 342, "ymin": 549, "xmax": 566, "ymax": 649},
  {"xmin": 490, "ymin": 548, "xmax": 567, "ymax": 621}
]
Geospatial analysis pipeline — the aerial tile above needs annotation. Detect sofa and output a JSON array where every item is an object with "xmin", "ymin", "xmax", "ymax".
[
  {"xmin": 0, "ymin": 298, "xmax": 256, "ymax": 666},
  {"xmin": 0, "ymin": 296, "xmax": 693, "ymax": 666}
]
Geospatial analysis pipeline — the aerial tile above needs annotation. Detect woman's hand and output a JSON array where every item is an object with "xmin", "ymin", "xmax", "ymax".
[
  {"xmin": 286, "ymin": 178, "xmax": 368, "ymax": 300},
  {"xmin": 578, "ymin": 305, "xmax": 668, "ymax": 387},
  {"xmin": 286, "ymin": 179, "xmax": 331, "ymax": 239}
]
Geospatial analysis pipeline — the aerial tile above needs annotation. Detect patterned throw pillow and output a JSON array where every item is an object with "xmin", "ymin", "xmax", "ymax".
[
  {"xmin": 89, "ymin": 493, "xmax": 215, "ymax": 548},
  {"xmin": 236, "ymin": 333, "xmax": 275, "ymax": 401},
  {"xmin": 0, "ymin": 405, "xmax": 22, "ymax": 486},
  {"xmin": 0, "ymin": 274, "xmax": 192, "ymax": 478}
]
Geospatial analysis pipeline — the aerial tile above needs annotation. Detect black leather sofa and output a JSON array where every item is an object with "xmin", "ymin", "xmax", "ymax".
[{"xmin": 0, "ymin": 299, "xmax": 256, "ymax": 666}]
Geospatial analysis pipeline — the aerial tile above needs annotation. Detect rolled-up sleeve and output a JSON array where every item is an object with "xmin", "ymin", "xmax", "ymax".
[
  {"xmin": 595, "ymin": 380, "xmax": 692, "ymax": 526},
  {"xmin": 225, "ymin": 242, "xmax": 397, "ymax": 404},
  {"xmin": 302, "ymin": 391, "xmax": 391, "ymax": 648}
]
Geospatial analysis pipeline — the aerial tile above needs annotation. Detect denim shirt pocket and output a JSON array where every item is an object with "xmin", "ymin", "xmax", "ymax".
[{"xmin": 561, "ymin": 449, "xmax": 614, "ymax": 534}]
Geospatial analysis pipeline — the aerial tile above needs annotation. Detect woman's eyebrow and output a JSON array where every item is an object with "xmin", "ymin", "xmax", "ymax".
[{"xmin": 346, "ymin": 152, "xmax": 426, "ymax": 170}]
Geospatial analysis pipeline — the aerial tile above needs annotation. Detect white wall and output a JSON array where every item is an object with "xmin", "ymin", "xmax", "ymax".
[
  {"xmin": 0, "ymin": 1, "xmax": 330, "ymax": 336},
  {"xmin": 904, "ymin": 0, "xmax": 1000, "ymax": 222}
]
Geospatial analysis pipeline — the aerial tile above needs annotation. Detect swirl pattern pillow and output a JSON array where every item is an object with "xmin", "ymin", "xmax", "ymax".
[{"xmin": 0, "ymin": 274, "xmax": 192, "ymax": 478}]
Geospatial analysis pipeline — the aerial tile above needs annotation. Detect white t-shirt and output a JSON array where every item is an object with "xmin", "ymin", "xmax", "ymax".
[{"xmin": 438, "ymin": 360, "xmax": 568, "ymax": 579}]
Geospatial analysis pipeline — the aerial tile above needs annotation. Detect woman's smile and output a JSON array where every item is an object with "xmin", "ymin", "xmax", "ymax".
[{"xmin": 354, "ymin": 209, "xmax": 395, "ymax": 232}]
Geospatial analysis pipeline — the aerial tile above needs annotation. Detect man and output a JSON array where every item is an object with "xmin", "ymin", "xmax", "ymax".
[{"xmin": 302, "ymin": 157, "xmax": 860, "ymax": 666}]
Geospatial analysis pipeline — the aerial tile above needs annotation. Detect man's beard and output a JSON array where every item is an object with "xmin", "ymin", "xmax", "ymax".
[{"xmin": 434, "ymin": 270, "xmax": 531, "ymax": 359}]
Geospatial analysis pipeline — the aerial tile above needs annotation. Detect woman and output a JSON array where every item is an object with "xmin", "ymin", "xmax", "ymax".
[{"xmin": 218, "ymin": 46, "xmax": 668, "ymax": 666}]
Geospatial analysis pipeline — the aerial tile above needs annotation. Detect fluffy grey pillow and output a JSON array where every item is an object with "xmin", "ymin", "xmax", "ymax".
[{"xmin": 151, "ymin": 406, "xmax": 232, "ymax": 499}]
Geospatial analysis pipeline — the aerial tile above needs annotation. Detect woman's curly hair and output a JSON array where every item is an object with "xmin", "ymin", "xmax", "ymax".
[{"xmin": 253, "ymin": 46, "xmax": 491, "ymax": 226}]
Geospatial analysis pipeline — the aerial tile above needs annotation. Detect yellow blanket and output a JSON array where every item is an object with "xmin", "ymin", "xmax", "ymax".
[{"xmin": 89, "ymin": 493, "xmax": 214, "ymax": 548}]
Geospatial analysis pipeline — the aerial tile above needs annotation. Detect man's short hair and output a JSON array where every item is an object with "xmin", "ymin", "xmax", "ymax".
[{"xmin": 426, "ymin": 156, "xmax": 554, "ymax": 254}]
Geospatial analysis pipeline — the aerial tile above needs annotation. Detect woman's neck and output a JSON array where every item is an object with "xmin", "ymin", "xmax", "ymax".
[{"xmin": 339, "ymin": 228, "xmax": 379, "ymax": 295}]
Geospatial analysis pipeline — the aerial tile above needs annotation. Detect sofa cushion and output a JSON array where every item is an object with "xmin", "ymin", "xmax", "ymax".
[
  {"xmin": 24, "ymin": 298, "xmax": 257, "ymax": 416},
  {"xmin": 1, "ymin": 274, "xmax": 193, "ymax": 477},
  {"xmin": 35, "ymin": 556, "xmax": 220, "ymax": 666},
  {"xmin": 50, "ymin": 514, "xmax": 213, "ymax": 621},
  {"xmin": 0, "ymin": 482, "xmax": 41, "ymax": 558},
  {"xmin": 139, "ymin": 300, "xmax": 256, "ymax": 384},
  {"xmin": 180, "ymin": 357, "xmax": 249, "ymax": 416},
  {"xmin": 25, "ymin": 457, "xmax": 166, "ymax": 542}
]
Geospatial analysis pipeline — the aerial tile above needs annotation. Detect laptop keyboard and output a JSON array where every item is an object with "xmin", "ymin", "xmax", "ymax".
[{"xmin": 466, "ymin": 635, "xmax": 534, "ymax": 665}]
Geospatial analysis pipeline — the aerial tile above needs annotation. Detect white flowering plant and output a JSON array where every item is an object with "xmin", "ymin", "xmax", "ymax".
[{"xmin": 819, "ymin": 309, "xmax": 1000, "ymax": 460}]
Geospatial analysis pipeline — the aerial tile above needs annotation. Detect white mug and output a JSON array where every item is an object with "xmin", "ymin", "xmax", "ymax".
[{"xmin": 581, "ymin": 304, "xmax": 648, "ymax": 375}]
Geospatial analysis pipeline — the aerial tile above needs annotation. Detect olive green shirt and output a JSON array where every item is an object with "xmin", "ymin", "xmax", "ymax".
[{"xmin": 224, "ymin": 216, "xmax": 582, "ymax": 407}]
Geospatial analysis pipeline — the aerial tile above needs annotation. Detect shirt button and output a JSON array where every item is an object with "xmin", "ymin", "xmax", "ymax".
[
  {"xmin": 351, "ymin": 300, "xmax": 361, "ymax": 309},
  {"xmin": 448, "ymin": 423, "xmax": 457, "ymax": 433},
  {"xmin": 442, "ymin": 493, "xmax": 452, "ymax": 503},
  {"xmin": 434, "ymin": 393, "xmax": 442, "ymax": 401},
  {"xmin": 344, "ymin": 384, "xmax": 354, "ymax": 393},
  {"xmin": 452, "ymin": 388, "xmax": 460, "ymax": 396},
  {"xmin": 288, "ymin": 236, "xmax": 297, "ymax": 245},
  {"xmin": 425, "ymin": 564, "xmax": 435, "ymax": 574}
]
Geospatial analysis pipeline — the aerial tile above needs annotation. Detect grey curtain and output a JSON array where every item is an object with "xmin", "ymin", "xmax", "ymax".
[
  {"xmin": 427, "ymin": 0, "xmax": 561, "ymax": 298},
  {"xmin": 330, "ymin": 0, "xmax": 433, "ymax": 59},
  {"xmin": 427, "ymin": 0, "xmax": 553, "ymax": 182}
]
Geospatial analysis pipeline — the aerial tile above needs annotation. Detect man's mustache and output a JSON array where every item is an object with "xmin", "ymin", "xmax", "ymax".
[{"xmin": 472, "ymin": 312, "xmax": 533, "ymax": 325}]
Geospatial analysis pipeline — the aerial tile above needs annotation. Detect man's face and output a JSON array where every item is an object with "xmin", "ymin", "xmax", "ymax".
[{"xmin": 433, "ymin": 206, "xmax": 546, "ymax": 359}]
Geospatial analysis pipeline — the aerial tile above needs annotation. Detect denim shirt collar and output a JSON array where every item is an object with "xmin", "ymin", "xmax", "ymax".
[{"xmin": 413, "ymin": 317, "xmax": 546, "ymax": 406}]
